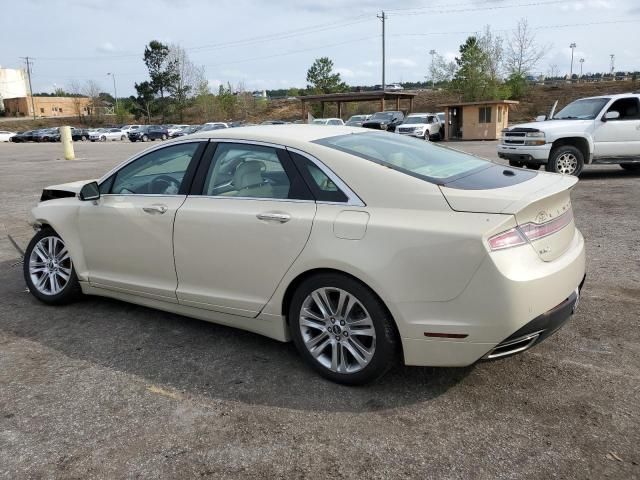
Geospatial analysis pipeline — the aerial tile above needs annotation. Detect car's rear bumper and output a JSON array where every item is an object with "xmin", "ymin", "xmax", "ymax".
[{"xmin": 400, "ymin": 228, "xmax": 586, "ymax": 367}]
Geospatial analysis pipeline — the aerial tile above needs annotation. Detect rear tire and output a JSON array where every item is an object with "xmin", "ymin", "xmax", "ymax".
[
  {"xmin": 23, "ymin": 228, "xmax": 81, "ymax": 305},
  {"xmin": 121, "ymin": 135, "xmax": 126, "ymax": 141},
  {"xmin": 142, "ymin": 135, "xmax": 148, "ymax": 142},
  {"xmin": 620, "ymin": 164, "xmax": 640, "ymax": 172},
  {"xmin": 548, "ymin": 145, "xmax": 584, "ymax": 176},
  {"xmin": 288, "ymin": 273, "xmax": 398, "ymax": 385},
  {"xmin": 161, "ymin": 134, "xmax": 167, "ymax": 140}
]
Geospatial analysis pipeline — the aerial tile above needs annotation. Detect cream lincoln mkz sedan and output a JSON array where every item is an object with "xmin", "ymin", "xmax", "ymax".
[{"xmin": 24, "ymin": 125, "xmax": 586, "ymax": 384}]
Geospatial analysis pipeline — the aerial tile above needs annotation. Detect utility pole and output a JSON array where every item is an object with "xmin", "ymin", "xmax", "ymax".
[
  {"xmin": 610, "ymin": 54, "xmax": 615, "ymax": 75},
  {"xmin": 20, "ymin": 56, "xmax": 36, "ymax": 120},
  {"xmin": 377, "ymin": 11, "xmax": 386, "ymax": 91},
  {"xmin": 569, "ymin": 43, "xmax": 576, "ymax": 80},
  {"xmin": 429, "ymin": 49, "xmax": 437, "ymax": 88},
  {"xmin": 579, "ymin": 58, "xmax": 584, "ymax": 79},
  {"xmin": 107, "ymin": 72, "xmax": 118, "ymax": 112}
]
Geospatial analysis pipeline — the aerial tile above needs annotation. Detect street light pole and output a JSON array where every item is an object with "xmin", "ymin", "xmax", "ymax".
[
  {"xmin": 579, "ymin": 58, "xmax": 584, "ymax": 79},
  {"xmin": 569, "ymin": 43, "xmax": 576, "ymax": 80},
  {"xmin": 107, "ymin": 72, "xmax": 118, "ymax": 113},
  {"xmin": 429, "ymin": 49, "xmax": 436, "ymax": 88}
]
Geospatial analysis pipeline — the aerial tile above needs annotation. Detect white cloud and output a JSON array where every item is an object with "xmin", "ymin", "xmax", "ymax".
[
  {"xmin": 560, "ymin": 0, "xmax": 613, "ymax": 11},
  {"xmin": 390, "ymin": 58, "xmax": 417, "ymax": 68},
  {"xmin": 97, "ymin": 41, "xmax": 116, "ymax": 53}
]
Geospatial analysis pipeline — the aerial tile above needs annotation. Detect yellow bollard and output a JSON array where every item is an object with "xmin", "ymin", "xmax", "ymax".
[{"xmin": 60, "ymin": 126, "xmax": 75, "ymax": 160}]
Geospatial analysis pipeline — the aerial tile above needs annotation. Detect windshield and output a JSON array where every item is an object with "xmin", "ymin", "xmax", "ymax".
[
  {"xmin": 348, "ymin": 115, "xmax": 366, "ymax": 121},
  {"xmin": 370, "ymin": 112, "xmax": 394, "ymax": 121},
  {"xmin": 403, "ymin": 116, "xmax": 427, "ymax": 125},
  {"xmin": 554, "ymin": 98, "xmax": 609, "ymax": 120},
  {"xmin": 314, "ymin": 132, "xmax": 489, "ymax": 182},
  {"xmin": 312, "ymin": 119, "xmax": 327, "ymax": 124}
]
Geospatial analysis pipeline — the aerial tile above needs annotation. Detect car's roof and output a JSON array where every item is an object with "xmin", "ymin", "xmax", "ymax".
[
  {"xmin": 189, "ymin": 124, "xmax": 364, "ymax": 146},
  {"xmin": 577, "ymin": 92, "xmax": 639, "ymax": 101}
]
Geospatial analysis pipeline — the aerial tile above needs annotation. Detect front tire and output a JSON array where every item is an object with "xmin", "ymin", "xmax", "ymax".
[
  {"xmin": 548, "ymin": 145, "xmax": 584, "ymax": 176},
  {"xmin": 161, "ymin": 134, "xmax": 167, "ymax": 140},
  {"xmin": 23, "ymin": 228, "xmax": 81, "ymax": 305},
  {"xmin": 142, "ymin": 135, "xmax": 148, "ymax": 142},
  {"xmin": 289, "ymin": 273, "xmax": 398, "ymax": 385}
]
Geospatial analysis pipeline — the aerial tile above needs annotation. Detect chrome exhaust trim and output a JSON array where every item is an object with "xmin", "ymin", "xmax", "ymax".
[{"xmin": 482, "ymin": 330, "xmax": 544, "ymax": 360}]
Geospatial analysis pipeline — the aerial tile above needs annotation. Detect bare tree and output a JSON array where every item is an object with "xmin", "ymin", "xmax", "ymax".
[
  {"xmin": 506, "ymin": 18, "xmax": 548, "ymax": 77},
  {"xmin": 478, "ymin": 25, "xmax": 504, "ymax": 82},
  {"xmin": 547, "ymin": 64, "xmax": 560, "ymax": 78},
  {"xmin": 430, "ymin": 53, "xmax": 458, "ymax": 84},
  {"xmin": 167, "ymin": 44, "xmax": 206, "ymax": 121},
  {"xmin": 68, "ymin": 80, "xmax": 85, "ymax": 122},
  {"xmin": 82, "ymin": 80, "xmax": 102, "ymax": 122}
]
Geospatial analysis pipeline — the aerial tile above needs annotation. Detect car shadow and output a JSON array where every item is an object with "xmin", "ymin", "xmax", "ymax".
[
  {"xmin": 579, "ymin": 167, "xmax": 640, "ymax": 181},
  {"xmin": 0, "ymin": 262, "xmax": 471, "ymax": 413}
]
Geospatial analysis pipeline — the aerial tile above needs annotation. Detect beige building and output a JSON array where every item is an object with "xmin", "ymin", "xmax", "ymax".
[
  {"xmin": 3, "ymin": 96, "xmax": 91, "ymax": 118},
  {"xmin": 440, "ymin": 100, "xmax": 518, "ymax": 140}
]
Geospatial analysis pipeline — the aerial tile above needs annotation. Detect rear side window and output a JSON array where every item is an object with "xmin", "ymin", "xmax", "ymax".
[
  {"xmin": 314, "ymin": 132, "xmax": 489, "ymax": 183},
  {"xmin": 290, "ymin": 152, "xmax": 348, "ymax": 203}
]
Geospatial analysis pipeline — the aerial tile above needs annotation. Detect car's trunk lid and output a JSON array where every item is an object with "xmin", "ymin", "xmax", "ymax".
[{"xmin": 439, "ymin": 166, "xmax": 578, "ymax": 262}]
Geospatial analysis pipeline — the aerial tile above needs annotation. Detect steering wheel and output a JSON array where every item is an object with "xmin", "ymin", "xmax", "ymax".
[{"xmin": 149, "ymin": 175, "xmax": 180, "ymax": 194}]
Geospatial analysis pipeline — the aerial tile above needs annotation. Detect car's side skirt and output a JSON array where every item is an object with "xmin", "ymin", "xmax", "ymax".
[{"xmin": 80, "ymin": 282, "xmax": 290, "ymax": 342}]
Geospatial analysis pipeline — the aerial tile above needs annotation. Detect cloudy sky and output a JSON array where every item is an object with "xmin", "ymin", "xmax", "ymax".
[{"xmin": 2, "ymin": 0, "xmax": 639, "ymax": 96}]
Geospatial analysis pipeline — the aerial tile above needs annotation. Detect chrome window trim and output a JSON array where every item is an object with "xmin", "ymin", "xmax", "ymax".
[
  {"xmin": 188, "ymin": 195, "xmax": 315, "ymax": 204},
  {"xmin": 285, "ymin": 146, "xmax": 365, "ymax": 207},
  {"xmin": 98, "ymin": 139, "xmax": 210, "ymax": 184},
  {"xmin": 101, "ymin": 194, "xmax": 186, "ymax": 198}
]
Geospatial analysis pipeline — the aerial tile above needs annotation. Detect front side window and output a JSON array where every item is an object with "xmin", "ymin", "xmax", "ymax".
[
  {"xmin": 109, "ymin": 142, "xmax": 200, "ymax": 195},
  {"xmin": 203, "ymin": 143, "xmax": 292, "ymax": 199},
  {"xmin": 314, "ymin": 132, "xmax": 489, "ymax": 182},
  {"xmin": 607, "ymin": 97, "xmax": 640, "ymax": 120}
]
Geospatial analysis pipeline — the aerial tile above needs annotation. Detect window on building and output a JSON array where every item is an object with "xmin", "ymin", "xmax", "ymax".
[
  {"xmin": 59, "ymin": 108, "xmax": 63, "ymax": 113},
  {"xmin": 40, "ymin": 108, "xmax": 45, "ymax": 114},
  {"xmin": 479, "ymin": 107, "xmax": 492, "ymax": 123}
]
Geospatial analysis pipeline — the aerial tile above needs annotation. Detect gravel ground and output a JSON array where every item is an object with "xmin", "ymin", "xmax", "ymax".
[{"xmin": 0, "ymin": 139, "xmax": 638, "ymax": 479}]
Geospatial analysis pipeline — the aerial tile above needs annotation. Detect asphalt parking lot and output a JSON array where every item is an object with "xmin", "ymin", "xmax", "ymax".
[{"xmin": 0, "ymin": 139, "xmax": 638, "ymax": 479}]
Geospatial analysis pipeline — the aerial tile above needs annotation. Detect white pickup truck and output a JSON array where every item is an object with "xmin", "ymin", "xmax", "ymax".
[{"xmin": 497, "ymin": 93, "xmax": 640, "ymax": 175}]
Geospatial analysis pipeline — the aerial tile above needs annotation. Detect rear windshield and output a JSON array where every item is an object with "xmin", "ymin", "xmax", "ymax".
[{"xmin": 314, "ymin": 132, "xmax": 489, "ymax": 182}]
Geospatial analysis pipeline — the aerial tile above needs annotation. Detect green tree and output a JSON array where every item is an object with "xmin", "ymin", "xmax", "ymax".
[
  {"xmin": 129, "ymin": 81, "xmax": 155, "ymax": 123},
  {"xmin": 143, "ymin": 40, "xmax": 178, "ymax": 122},
  {"xmin": 306, "ymin": 57, "xmax": 348, "ymax": 94},
  {"xmin": 452, "ymin": 37, "xmax": 488, "ymax": 101}
]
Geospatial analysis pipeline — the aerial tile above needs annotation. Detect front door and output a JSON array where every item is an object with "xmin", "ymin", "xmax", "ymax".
[
  {"xmin": 174, "ymin": 142, "xmax": 316, "ymax": 317},
  {"xmin": 78, "ymin": 141, "xmax": 205, "ymax": 301},
  {"xmin": 593, "ymin": 97, "xmax": 640, "ymax": 158}
]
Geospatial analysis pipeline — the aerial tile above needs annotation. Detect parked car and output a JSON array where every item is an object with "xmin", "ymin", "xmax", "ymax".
[
  {"xmin": 71, "ymin": 128, "xmax": 90, "ymax": 141},
  {"xmin": 172, "ymin": 125, "xmax": 201, "ymax": 137},
  {"xmin": 33, "ymin": 128, "xmax": 59, "ymax": 142},
  {"xmin": 23, "ymin": 125, "xmax": 585, "ymax": 385},
  {"xmin": 312, "ymin": 118, "xmax": 345, "ymax": 126},
  {"xmin": 498, "ymin": 93, "xmax": 640, "ymax": 175},
  {"xmin": 90, "ymin": 128, "xmax": 127, "ymax": 142},
  {"xmin": 345, "ymin": 115, "xmax": 371, "ymax": 127},
  {"xmin": 260, "ymin": 120, "xmax": 287, "ymax": 125},
  {"xmin": 396, "ymin": 113, "xmax": 442, "ymax": 140},
  {"xmin": 385, "ymin": 83, "xmax": 404, "ymax": 91},
  {"xmin": 168, "ymin": 124, "xmax": 190, "ymax": 137},
  {"xmin": 11, "ymin": 130, "xmax": 36, "ymax": 143},
  {"xmin": 121, "ymin": 125, "xmax": 142, "ymax": 135},
  {"xmin": 200, "ymin": 122, "xmax": 229, "ymax": 131},
  {"xmin": 128, "ymin": 125, "xmax": 169, "ymax": 142},
  {"xmin": 362, "ymin": 111, "xmax": 405, "ymax": 132},
  {"xmin": 0, "ymin": 130, "xmax": 17, "ymax": 142}
]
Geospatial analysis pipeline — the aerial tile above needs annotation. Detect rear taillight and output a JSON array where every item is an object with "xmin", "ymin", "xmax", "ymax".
[{"xmin": 489, "ymin": 209, "xmax": 573, "ymax": 251}]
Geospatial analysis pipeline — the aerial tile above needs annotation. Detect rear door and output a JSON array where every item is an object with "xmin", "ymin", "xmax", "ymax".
[{"xmin": 173, "ymin": 141, "xmax": 316, "ymax": 317}]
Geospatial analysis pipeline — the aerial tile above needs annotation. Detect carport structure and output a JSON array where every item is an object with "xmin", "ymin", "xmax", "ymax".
[{"xmin": 299, "ymin": 91, "xmax": 417, "ymax": 121}]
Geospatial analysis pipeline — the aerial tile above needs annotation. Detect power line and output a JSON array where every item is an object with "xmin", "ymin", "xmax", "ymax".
[{"xmin": 387, "ymin": 0, "xmax": 572, "ymax": 16}]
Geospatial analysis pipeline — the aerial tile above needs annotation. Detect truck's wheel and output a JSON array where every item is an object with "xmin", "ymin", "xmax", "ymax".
[
  {"xmin": 620, "ymin": 164, "xmax": 640, "ymax": 172},
  {"xmin": 548, "ymin": 145, "xmax": 584, "ymax": 176}
]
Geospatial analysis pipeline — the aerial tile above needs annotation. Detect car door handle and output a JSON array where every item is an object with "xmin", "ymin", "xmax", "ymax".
[
  {"xmin": 143, "ymin": 204, "xmax": 168, "ymax": 214},
  {"xmin": 256, "ymin": 212, "xmax": 291, "ymax": 223}
]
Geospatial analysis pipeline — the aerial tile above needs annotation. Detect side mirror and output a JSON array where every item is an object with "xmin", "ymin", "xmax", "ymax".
[
  {"xmin": 535, "ymin": 115, "xmax": 547, "ymax": 122},
  {"xmin": 79, "ymin": 181, "xmax": 100, "ymax": 201},
  {"xmin": 603, "ymin": 111, "xmax": 620, "ymax": 121}
]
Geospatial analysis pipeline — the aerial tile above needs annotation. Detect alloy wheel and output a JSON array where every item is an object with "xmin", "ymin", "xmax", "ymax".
[
  {"xmin": 555, "ymin": 152, "xmax": 578, "ymax": 175},
  {"xmin": 28, "ymin": 236, "xmax": 72, "ymax": 296},
  {"xmin": 299, "ymin": 287, "xmax": 376, "ymax": 374}
]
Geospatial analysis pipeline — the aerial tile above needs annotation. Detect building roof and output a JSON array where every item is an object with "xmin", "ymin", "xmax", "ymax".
[
  {"xmin": 299, "ymin": 90, "xmax": 417, "ymax": 102},
  {"xmin": 438, "ymin": 100, "xmax": 519, "ymax": 107}
]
